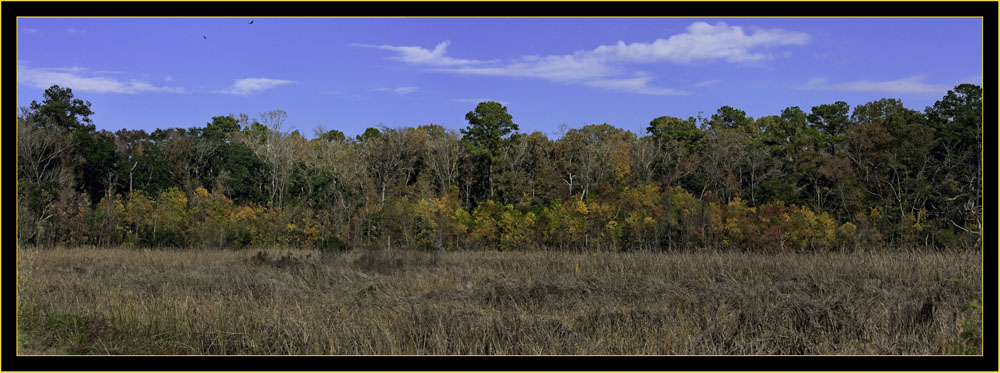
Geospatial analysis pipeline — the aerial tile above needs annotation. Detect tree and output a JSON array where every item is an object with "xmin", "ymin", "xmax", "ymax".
[
  {"xmin": 240, "ymin": 110, "xmax": 298, "ymax": 208},
  {"xmin": 646, "ymin": 116, "xmax": 703, "ymax": 187},
  {"xmin": 73, "ymin": 130, "xmax": 122, "ymax": 204},
  {"xmin": 502, "ymin": 131, "xmax": 556, "ymax": 206},
  {"xmin": 808, "ymin": 101, "xmax": 851, "ymax": 138},
  {"xmin": 17, "ymin": 109, "xmax": 73, "ymax": 245},
  {"xmin": 216, "ymin": 142, "xmax": 270, "ymax": 205},
  {"xmin": 203, "ymin": 115, "xmax": 241, "ymax": 141},
  {"xmin": 762, "ymin": 107, "xmax": 807, "ymax": 152},
  {"xmin": 709, "ymin": 106, "xmax": 755, "ymax": 134},
  {"xmin": 319, "ymin": 129, "xmax": 346, "ymax": 142},
  {"xmin": 460, "ymin": 101, "xmax": 519, "ymax": 203},
  {"xmin": 356, "ymin": 127, "xmax": 383, "ymax": 142},
  {"xmin": 115, "ymin": 129, "xmax": 172, "ymax": 197},
  {"xmin": 808, "ymin": 101, "xmax": 852, "ymax": 156},
  {"xmin": 357, "ymin": 126, "xmax": 420, "ymax": 249},
  {"xmin": 422, "ymin": 126, "xmax": 463, "ymax": 195},
  {"xmin": 27, "ymin": 85, "xmax": 95, "ymax": 132},
  {"xmin": 18, "ymin": 108, "xmax": 72, "ymax": 186},
  {"xmin": 847, "ymin": 98, "xmax": 934, "ymax": 246},
  {"xmin": 696, "ymin": 128, "xmax": 748, "ymax": 203},
  {"xmin": 647, "ymin": 116, "xmax": 703, "ymax": 153},
  {"xmin": 359, "ymin": 126, "xmax": 417, "ymax": 205},
  {"xmin": 925, "ymin": 84, "xmax": 982, "ymax": 248},
  {"xmin": 563, "ymin": 124, "xmax": 634, "ymax": 200}
]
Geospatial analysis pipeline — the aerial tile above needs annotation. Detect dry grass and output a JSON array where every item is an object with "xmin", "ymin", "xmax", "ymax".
[{"xmin": 16, "ymin": 247, "xmax": 982, "ymax": 355}]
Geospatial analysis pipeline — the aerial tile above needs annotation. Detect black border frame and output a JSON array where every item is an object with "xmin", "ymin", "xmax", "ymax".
[{"xmin": 4, "ymin": 1, "xmax": 995, "ymax": 371}]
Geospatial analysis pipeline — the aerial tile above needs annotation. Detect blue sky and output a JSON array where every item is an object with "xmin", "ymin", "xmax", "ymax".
[{"xmin": 17, "ymin": 17, "xmax": 982, "ymax": 138}]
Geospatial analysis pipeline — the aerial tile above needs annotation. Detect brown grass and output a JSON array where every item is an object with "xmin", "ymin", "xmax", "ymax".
[{"xmin": 16, "ymin": 247, "xmax": 982, "ymax": 355}]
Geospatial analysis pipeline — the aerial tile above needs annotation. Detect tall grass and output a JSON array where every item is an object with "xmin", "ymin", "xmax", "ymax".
[{"xmin": 16, "ymin": 247, "xmax": 981, "ymax": 355}]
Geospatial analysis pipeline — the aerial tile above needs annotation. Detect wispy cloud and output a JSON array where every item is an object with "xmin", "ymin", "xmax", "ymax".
[
  {"xmin": 693, "ymin": 79, "xmax": 720, "ymax": 88},
  {"xmin": 220, "ymin": 77, "xmax": 295, "ymax": 95},
  {"xmin": 438, "ymin": 22, "xmax": 808, "ymax": 80},
  {"xmin": 66, "ymin": 27, "xmax": 85, "ymax": 35},
  {"xmin": 21, "ymin": 28, "xmax": 39, "ymax": 34},
  {"xmin": 585, "ymin": 73, "xmax": 688, "ymax": 96},
  {"xmin": 353, "ymin": 41, "xmax": 488, "ymax": 66},
  {"xmin": 365, "ymin": 22, "xmax": 809, "ymax": 96},
  {"xmin": 375, "ymin": 86, "xmax": 419, "ymax": 95},
  {"xmin": 440, "ymin": 54, "xmax": 618, "ymax": 82},
  {"xmin": 798, "ymin": 75, "xmax": 952, "ymax": 94},
  {"xmin": 17, "ymin": 62, "xmax": 184, "ymax": 94},
  {"xmin": 453, "ymin": 98, "xmax": 510, "ymax": 106},
  {"xmin": 49, "ymin": 66, "xmax": 88, "ymax": 73}
]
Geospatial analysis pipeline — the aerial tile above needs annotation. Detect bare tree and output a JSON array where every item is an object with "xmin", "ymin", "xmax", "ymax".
[
  {"xmin": 17, "ymin": 111, "xmax": 72, "ymax": 244},
  {"xmin": 424, "ymin": 129, "xmax": 463, "ymax": 194},
  {"xmin": 242, "ymin": 110, "xmax": 297, "ymax": 208}
]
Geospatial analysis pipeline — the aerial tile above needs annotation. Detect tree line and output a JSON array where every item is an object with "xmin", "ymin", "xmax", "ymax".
[{"xmin": 17, "ymin": 84, "xmax": 982, "ymax": 251}]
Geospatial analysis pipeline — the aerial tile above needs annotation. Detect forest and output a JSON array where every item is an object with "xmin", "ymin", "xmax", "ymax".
[{"xmin": 16, "ymin": 84, "xmax": 983, "ymax": 253}]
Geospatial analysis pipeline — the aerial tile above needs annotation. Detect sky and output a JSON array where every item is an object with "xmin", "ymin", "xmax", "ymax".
[{"xmin": 17, "ymin": 17, "xmax": 983, "ymax": 138}]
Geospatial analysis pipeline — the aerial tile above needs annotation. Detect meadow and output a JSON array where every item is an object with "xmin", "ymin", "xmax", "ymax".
[{"xmin": 16, "ymin": 247, "xmax": 981, "ymax": 355}]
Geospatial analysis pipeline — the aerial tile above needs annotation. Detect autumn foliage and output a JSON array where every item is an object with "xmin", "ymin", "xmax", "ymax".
[{"xmin": 17, "ymin": 84, "xmax": 983, "ymax": 252}]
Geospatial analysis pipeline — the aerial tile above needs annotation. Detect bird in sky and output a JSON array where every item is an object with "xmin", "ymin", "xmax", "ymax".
[
  {"xmin": 249, "ymin": 20, "xmax": 254, "ymax": 24},
  {"xmin": 203, "ymin": 35, "xmax": 207, "ymax": 39}
]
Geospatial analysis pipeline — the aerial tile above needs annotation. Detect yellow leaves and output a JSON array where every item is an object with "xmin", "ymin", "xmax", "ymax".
[
  {"xmin": 195, "ymin": 187, "xmax": 210, "ymax": 199},
  {"xmin": 610, "ymin": 146, "xmax": 632, "ymax": 180},
  {"xmin": 524, "ymin": 212, "xmax": 536, "ymax": 227},
  {"xmin": 230, "ymin": 205, "xmax": 263, "ymax": 222},
  {"xmin": 728, "ymin": 196, "xmax": 745, "ymax": 209},
  {"xmin": 605, "ymin": 220, "xmax": 619, "ymax": 231},
  {"xmin": 496, "ymin": 204, "xmax": 536, "ymax": 250},
  {"xmin": 838, "ymin": 222, "xmax": 857, "ymax": 238},
  {"xmin": 816, "ymin": 213, "xmax": 836, "ymax": 244},
  {"xmin": 574, "ymin": 200, "xmax": 589, "ymax": 215}
]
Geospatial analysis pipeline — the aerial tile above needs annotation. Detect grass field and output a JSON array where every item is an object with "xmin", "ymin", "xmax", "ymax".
[{"xmin": 16, "ymin": 247, "xmax": 982, "ymax": 355}]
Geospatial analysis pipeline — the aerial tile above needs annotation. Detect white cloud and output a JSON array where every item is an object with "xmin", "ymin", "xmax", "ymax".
[
  {"xmin": 67, "ymin": 27, "xmax": 85, "ymax": 35},
  {"xmin": 375, "ymin": 86, "xmax": 419, "ymax": 95},
  {"xmin": 220, "ymin": 77, "xmax": 295, "ymax": 95},
  {"xmin": 588, "ymin": 22, "xmax": 810, "ymax": 64},
  {"xmin": 453, "ymin": 98, "xmax": 510, "ymax": 106},
  {"xmin": 437, "ymin": 22, "xmax": 808, "ymax": 82},
  {"xmin": 438, "ymin": 54, "xmax": 617, "ymax": 82},
  {"xmin": 799, "ymin": 75, "xmax": 952, "ymax": 94},
  {"xmin": 22, "ymin": 28, "xmax": 38, "ymax": 34},
  {"xmin": 17, "ymin": 62, "xmax": 184, "ymax": 94},
  {"xmin": 693, "ymin": 79, "xmax": 720, "ymax": 87},
  {"xmin": 586, "ymin": 74, "xmax": 688, "ymax": 96},
  {"xmin": 366, "ymin": 22, "xmax": 808, "ymax": 96},
  {"xmin": 51, "ymin": 66, "xmax": 88, "ymax": 73},
  {"xmin": 353, "ymin": 41, "xmax": 487, "ymax": 66}
]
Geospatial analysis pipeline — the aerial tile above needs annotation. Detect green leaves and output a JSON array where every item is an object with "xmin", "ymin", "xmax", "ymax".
[
  {"xmin": 28, "ymin": 85, "xmax": 95, "ymax": 132},
  {"xmin": 461, "ymin": 101, "xmax": 518, "ymax": 161}
]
